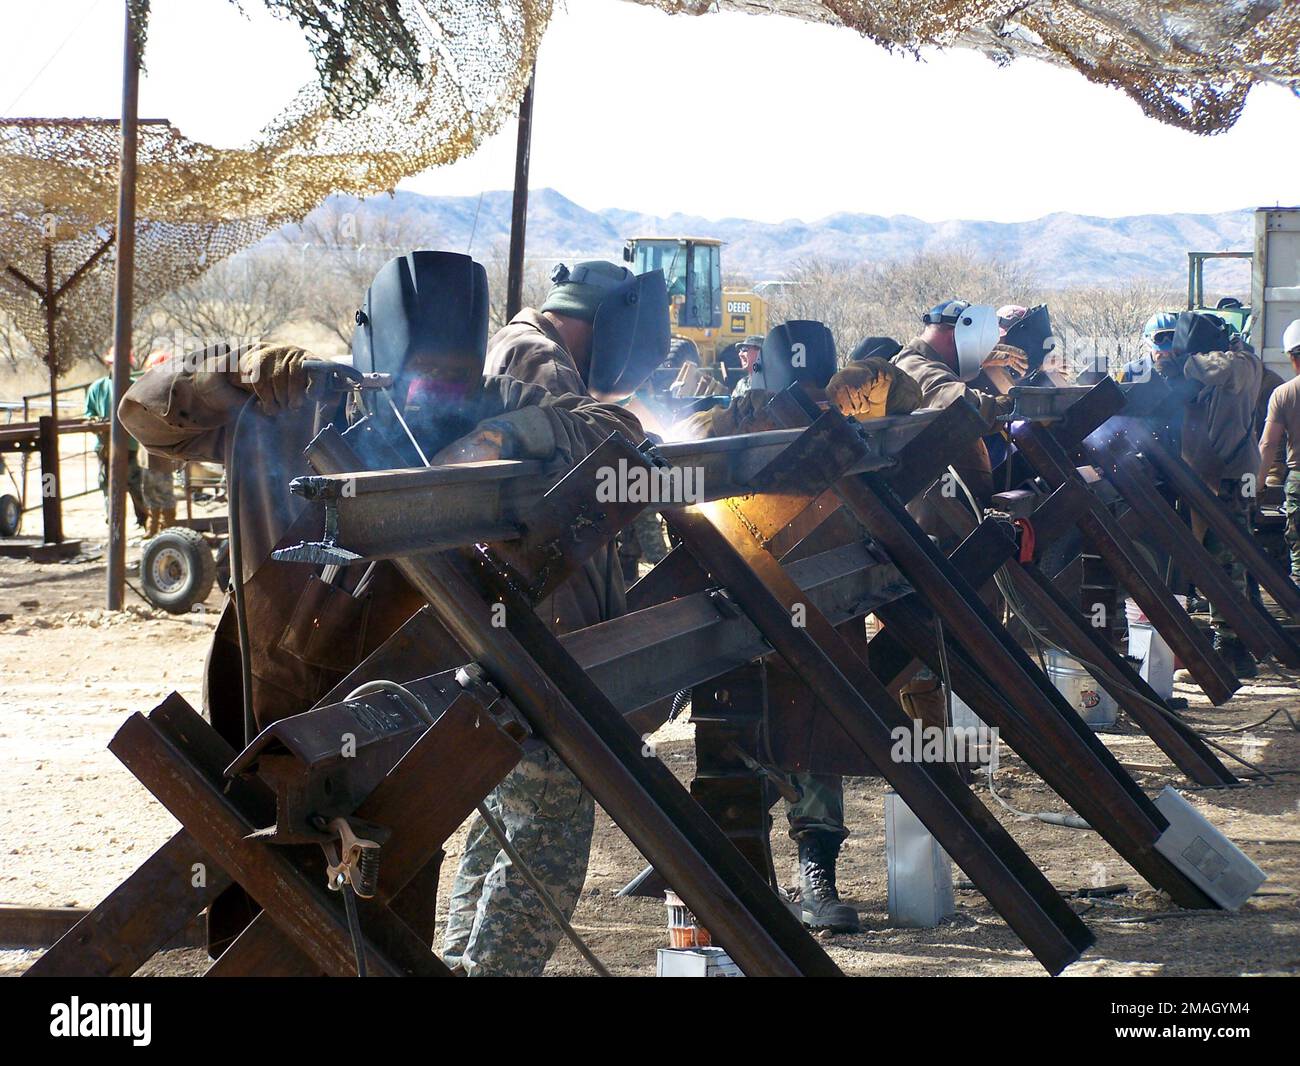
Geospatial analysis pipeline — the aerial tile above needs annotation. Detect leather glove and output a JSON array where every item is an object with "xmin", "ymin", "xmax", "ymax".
[
  {"xmin": 828, "ymin": 363, "xmax": 892, "ymax": 420},
  {"xmin": 981, "ymin": 343, "xmax": 1029, "ymax": 375},
  {"xmin": 977, "ymin": 391, "xmax": 1015, "ymax": 423},
  {"xmin": 429, "ymin": 425, "xmax": 508, "ymax": 466},
  {"xmin": 711, "ymin": 389, "xmax": 781, "ymax": 437},
  {"xmin": 236, "ymin": 344, "xmax": 311, "ymax": 413}
]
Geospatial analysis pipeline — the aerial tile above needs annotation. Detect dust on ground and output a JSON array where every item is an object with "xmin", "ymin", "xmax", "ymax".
[{"xmin": 1, "ymin": 496, "xmax": 1297, "ymax": 976}]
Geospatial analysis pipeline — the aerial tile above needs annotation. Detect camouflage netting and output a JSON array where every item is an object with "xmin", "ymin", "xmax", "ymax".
[
  {"xmin": 0, "ymin": 0, "xmax": 552, "ymax": 374},
  {"xmin": 660, "ymin": 0, "xmax": 1300, "ymax": 135},
  {"xmin": 1, "ymin": 0, "xmax": 1296, "ymax": 374}
]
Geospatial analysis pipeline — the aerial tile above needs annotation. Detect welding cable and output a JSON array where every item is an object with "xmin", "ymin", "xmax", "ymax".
[
  {"xmin": 345, "ymin": 679, "xmax": 436, "ymax": 724},
  {"xmin": 347, "ymin": 680, "xmax": 612, "ymax": 976},
  {"xmin": 340, "ymin": 881, "xmax": 367, "ymax": 978},
  {"xmin": 472, "ymin": 799, "xmax": 612, "ymax": 977}
]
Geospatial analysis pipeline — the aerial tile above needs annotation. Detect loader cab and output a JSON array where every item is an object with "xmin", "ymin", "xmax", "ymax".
[{"xmin": 624, "ymin": 237, "xmax": 722, "ymax": 331}]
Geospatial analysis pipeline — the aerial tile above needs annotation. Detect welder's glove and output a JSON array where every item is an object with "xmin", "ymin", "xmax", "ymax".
[
  {"xmin": 982, "ymin": 343, "xmax": 1029, "ymax": 375},
  {"xmin": 428, "ymin": 407, "xmax": 556, "ymax": 466},
  {"xmin": 977, "ymin": 391, "xmax": 1016, "ymax": 424},
  {"xmin": 236, "ymin": 344, "xmax": 311, "ymax": 413},
  {"xmin": 828, "ymin": 362, "xmax": 892, "ymax": 420}
]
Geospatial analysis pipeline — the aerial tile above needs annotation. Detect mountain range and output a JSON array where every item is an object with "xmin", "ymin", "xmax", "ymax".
[{"xmin": 294, "ymin": 187, "xmax": 1265, "ymax": 289}]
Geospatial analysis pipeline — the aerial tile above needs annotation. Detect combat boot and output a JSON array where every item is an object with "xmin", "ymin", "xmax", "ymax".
[
  {"xmin": 796, "ymin": 832, "xmax": 860, "ymax": 933},
  {"xmin": 1213, "ymin": 632, "xmax": 1257, "ymax": 679},
  {"xmin": 144, "ymin": 509, "xmax": 159, "ymax": 538},
  {"xmin": 159, "ymin": 507, "xmax": 176, "ymax": 532}
]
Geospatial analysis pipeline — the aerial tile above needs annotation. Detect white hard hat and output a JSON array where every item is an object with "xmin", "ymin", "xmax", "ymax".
[
  {"xmin": 1283, "ymin": 318, "xmax": 1300, "ymax": 356},
  {"xmin": 954, "ymin": 304, "xmax": 1001, "ymax": 380}
]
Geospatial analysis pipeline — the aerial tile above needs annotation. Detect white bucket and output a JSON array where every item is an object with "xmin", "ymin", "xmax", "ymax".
[
  {"xmin": 1045, "ymin": 649, "xmax": 1118, "ymax": 729},
  {"xmin": 1124, "ymin": 598, "xmax": 1177, "ymax": 700}
]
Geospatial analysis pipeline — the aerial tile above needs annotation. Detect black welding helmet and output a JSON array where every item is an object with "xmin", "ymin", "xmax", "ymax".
[
  {"xmin": 1002, "ymin": 304, "xmax": 1056, "ymax": 373},
  {"xmin": 352, "ymin": 251, "xmax": 489, "ymax": 448},
  {"xmin": 1172, "ymin": 310, "xmax": 1232, "ymax": 358},
  {"xmin": 586, "ymin": 269, "xmax": 671, "ymax": 402},
  {"xmin": 753, "ymin": 321, "xmax": 837, "ymax": 392}
]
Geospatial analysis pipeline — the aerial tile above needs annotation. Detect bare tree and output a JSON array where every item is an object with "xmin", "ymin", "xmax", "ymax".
[
  {"xmin": 289, "ymin": 199, "xmax": 442, "ymax": 347},
  {"xmin": 1051, "ymin": 279, "xmax": 1182, "ymax": 377},
  {"xmin": 765, "ymin": 250, "xmax": 1042, "ymax": 360},
  {"xmin": 152, "ymin": 251, "xmax": 306, "ymax": 352},
  {"xmin": 480, "ymin": 243, "xmax": 554, "ymax": 333}
]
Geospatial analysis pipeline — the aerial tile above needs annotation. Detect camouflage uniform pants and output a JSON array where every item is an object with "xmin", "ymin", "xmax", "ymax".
[
  {"xmin": 1284, "ymin": 471, "xmax": 1300, "ymax": 583},
  {"xmin": 140, "ymin": 467, "xmax": 176, "ymax": 510},
  {"xmin": 442, "ymin": 745, "xmax": 594, "ymax": 976},
  {"xmin": 784, "ymin": 772, "xmax": 847, "ymax": 843},
  {"xmin": 1203, "ymin": 478, "xmax": 1251, "ymax": 639},
  {"xmin": 97, "ymin": 451, "xmax": 145, "ymax": 523}
]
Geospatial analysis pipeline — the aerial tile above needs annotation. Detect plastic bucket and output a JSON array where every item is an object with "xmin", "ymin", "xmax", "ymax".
[
  {"xmin": 1124, "ymin": 598, "xmax": 1178, "ymax": 698},
  {"xmin": 1045, "ymin": 649, "xmax": 1118, "ymax": 729},
  {"xmin": 664, "ymin": 890, "xmax": 711, "ymax": 948}
]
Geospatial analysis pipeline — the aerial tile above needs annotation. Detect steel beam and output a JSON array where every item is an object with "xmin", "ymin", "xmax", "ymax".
[
  {"xmin": 1011, "ymin": 420, "xmax": 1239, "ymax": 704},
  {"xmin": 305, "ymin": 424, "xmax": 841, "ymax": 977}
]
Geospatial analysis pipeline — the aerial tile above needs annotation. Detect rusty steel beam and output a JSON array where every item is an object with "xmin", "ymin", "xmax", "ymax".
[
  {"xmin": 1120, "ymin": 419, "xmax": 1300, "ymax": 620},
  {"xmin": 108, "ymin": 699, "xmax": 451, "ymax": 977},
  {"xmin": 915, "ymin": 492, "xmax": 1236, "ymax": 786},
  {"xmin": 662, "ymin": 504, "xmax": 1092, "ymax": 974},
  {"xmin": 305, "ymin": 424, "xmax": 840, "ymax": 977},
  {"xmin": 287, "ymin": 412, "xmax": 940, "ymax": 561},
  {"xmin": 207, "ymin": 690, "xmax": 523, "ymax": 977},
  {"xmin": 1011, "ymin": 420, "xmax": 1239, "ymax": 704},
  {"xmin": 1094, "ymin": 441, "xmax": 1300, "ymax": 667}
]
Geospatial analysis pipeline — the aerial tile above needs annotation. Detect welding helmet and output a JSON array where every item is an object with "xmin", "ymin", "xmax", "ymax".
[
  {"xmin": 587, "ymin": 269, "xmax": 671, "ymax": 402},
  {"xmin": 753, "ymin": 320, "xmax": 837, "ymax": 392},
  {"xmin": 847, "ymin": 336, "xmax": 902, "ymax": 363},
  {"xmin": 352, "ymin": 250, "xmax": 490, "ymax": 448},
  {"xmin": 1172, "ymin": 310, "xmax": 1232, "ymax": 358},
  {"xmin": 953, "ymin": 304, "xmax": 1001, "ymax": 380},
  {"xmin": 543, "ymin": 261, "xmax": 671, "ymax": 402},
  {"xmin": 1001, "ymin": 304, "xmax": 1056, "ymax": 373}
]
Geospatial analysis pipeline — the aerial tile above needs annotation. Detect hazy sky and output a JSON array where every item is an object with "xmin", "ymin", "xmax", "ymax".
[{"xmin": 4, "ymin": 0, "xmax": 1298, "ymax": 224}]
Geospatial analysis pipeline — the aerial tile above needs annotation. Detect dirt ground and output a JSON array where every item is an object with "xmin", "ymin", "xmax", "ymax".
[{"xmin": 1, "ymin": 488, "xmax": 1298, "ymax": 977}]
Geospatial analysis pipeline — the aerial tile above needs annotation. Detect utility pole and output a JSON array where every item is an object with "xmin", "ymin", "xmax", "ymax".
[
  {"xmin": 505, "ymin": 66, "xmax": 536, "ymax": 321},
  {"xmin": 106, "ymin": 0, "xmax": 140, "ymax": 609}
]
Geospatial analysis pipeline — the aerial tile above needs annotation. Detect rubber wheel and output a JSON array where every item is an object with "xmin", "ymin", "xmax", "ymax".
[
  {"xmin": 140, "ymin": 527, "xmax": 216, "ymax": 613},
  {"xmin": 0, "ymin": 494, "xmax": 19, "ymax": 537}
]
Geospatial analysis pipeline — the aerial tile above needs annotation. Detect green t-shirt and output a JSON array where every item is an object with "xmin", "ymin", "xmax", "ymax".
[{"xmin": 84, "ymin": 375, "xmax": 138, "ymax": 453}]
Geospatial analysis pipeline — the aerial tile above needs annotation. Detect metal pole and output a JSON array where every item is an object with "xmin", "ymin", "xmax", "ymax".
[
  {"xmin": 505, "ymin": 65, "xmax": 536, "ymax": 321},
  {"xmin": 41, "ymin": 246, "xmax": 63, "ymax": 544},
  {"xmin": 107, "ymin": 0, "xmax": 140, "ymax": 609}
]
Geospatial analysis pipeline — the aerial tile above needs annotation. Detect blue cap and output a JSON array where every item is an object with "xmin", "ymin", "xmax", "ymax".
[{"xmin": 1143, "ymin": 311, "xmax": 1179, "ymax": 351}]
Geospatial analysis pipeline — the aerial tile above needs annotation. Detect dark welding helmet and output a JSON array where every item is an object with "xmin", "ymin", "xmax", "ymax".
[
  {"xmin": 352, "ymin": 251, "xmax": 489, "ymax": 450},
  {"xmin": 587, "ymin": 269, "xmax": 671, "ymax": 402},
  {"xmin": 1172, "ymin": 310, "xmax": 1232, "ymax": 358},
  {"xmin": 1002, "ymin": 304, "xmax": 1056, "ymax": 373},
  {"xmin": 752, "ymin": 321, "xmax": 837, "ymax": 392}
]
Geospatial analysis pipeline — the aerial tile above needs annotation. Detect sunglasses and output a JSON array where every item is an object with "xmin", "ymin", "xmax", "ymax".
[{"xmin": 1150, "ymin": 330, "xmax": 1175, "ymax": 346}]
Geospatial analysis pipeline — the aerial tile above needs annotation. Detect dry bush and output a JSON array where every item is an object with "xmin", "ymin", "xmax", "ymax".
[
  {"xmin": 287, "ymin": 199, "xmax": 440, "ymax": 347},
  {"xmin": 764, "ymin": 251, "xmax": 1042, "ymax": 360},
  {"xmin": 480, "ymin": 244, "xmax": 555, "ymax": 333},
  {"xmin": 1049, "ymin": 280, "xmax": 1183, "ymax": 377}
]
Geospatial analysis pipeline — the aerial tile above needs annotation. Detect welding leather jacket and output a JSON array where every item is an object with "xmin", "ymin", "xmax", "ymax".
[
  {"xmin": 485, "ymin": 308, "xmax": 644, "ymax": 632},
  {"xmin": 1178, "ymin": 346, "xmax": 1263, "ymax": 486},
  {"xmin": 890, "ymin": 337, "xmax": 997, "ymax": 539},
  {"xmin": 119, "ymin": 343, "xmax": 642, "ymax": 744}
]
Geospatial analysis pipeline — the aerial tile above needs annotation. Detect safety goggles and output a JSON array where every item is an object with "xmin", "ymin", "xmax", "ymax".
[{"xmin": 1149, "ymin": 329, "xmax": 1175, "ymax": 349}]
